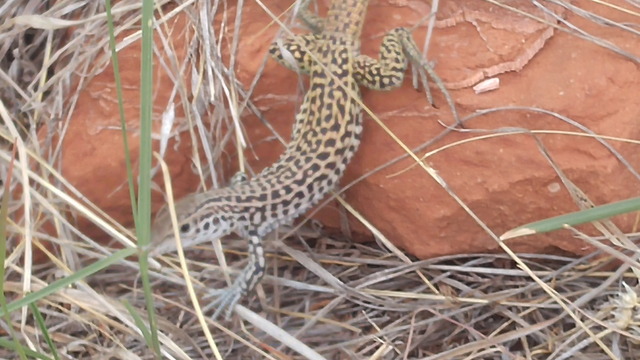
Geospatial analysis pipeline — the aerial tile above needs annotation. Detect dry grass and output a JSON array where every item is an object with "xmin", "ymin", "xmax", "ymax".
[{"xmin": 1, "ymin": 0, "xmax": 640, "ymax": 359}]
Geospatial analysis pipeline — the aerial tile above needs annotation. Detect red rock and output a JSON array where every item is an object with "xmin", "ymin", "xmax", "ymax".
[
  {"xmin": 51, "ymin": 0, "xmax": 640, "ymax": 259},
  {"xmin": 41, "ymin": 11, "xmax": 202, "ymax": 245}
]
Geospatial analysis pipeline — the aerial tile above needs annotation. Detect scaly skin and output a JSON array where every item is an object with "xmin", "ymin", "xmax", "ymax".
[{"xmin": 151, "ymin": 0, "xmax": 437, "ymax": 319}]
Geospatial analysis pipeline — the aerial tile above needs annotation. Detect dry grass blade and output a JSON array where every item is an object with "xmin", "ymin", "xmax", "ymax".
[{"xmin": 1, "ymin": 0, "xmax": 640, "ymax": 359}]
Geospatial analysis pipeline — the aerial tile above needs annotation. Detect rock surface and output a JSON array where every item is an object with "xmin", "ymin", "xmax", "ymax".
[{"xmin": 50, "ymin": 0, "xmax": 640, "ymax": 258}]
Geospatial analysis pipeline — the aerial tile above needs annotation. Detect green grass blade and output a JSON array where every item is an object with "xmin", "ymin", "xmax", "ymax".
[
  {"xmin": 123, "ymin": 299, "xmax": 152, "ymax": 345},
  {"xmin": 135, "ymin": 0, "xmax": 161, "ymax": 355},
  {"xmin": 29, "ymin": 303, "xmax": 61, "ymax": 360},
  {"xmin": 104, "ymin": 0, "xmax": 138, "ymax": 226},
  {"xmin": 0, "ymin": 149, "xmax": 27, "ymax": 360},
  {"xmin": 0, "ymin": 248, "xmax": 136, "ymax": 317},
  {"xmin": 0, "ymin": 338, "xmax": 52, "ymax": 360},
  {"xmin": 104, "ymin": 0, "xmax": 159, "ymax": 355},
  {"xmin": 501, "ymin": 196, "xmax": 640, "ymax": 240}
]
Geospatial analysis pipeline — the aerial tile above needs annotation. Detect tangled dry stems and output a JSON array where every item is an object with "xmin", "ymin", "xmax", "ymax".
[{"xmin": 1, "ymin": 0, "xmax": 639, "ymax": 359}]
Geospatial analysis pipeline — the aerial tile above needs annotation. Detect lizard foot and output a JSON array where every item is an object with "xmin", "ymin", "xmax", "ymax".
[{"xmin": 205, "ymin": 280, "xmax": 245, "ymax": 320}]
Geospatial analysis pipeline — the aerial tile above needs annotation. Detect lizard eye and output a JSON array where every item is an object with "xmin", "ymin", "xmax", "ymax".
[{"xmin": 179, "ymin": 223, "xmax": 190, "ymax": 234}]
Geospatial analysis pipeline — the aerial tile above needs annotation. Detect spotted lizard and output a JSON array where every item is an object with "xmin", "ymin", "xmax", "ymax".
[{"xmin": 151, "ymin": 0, "xmax": 444, "ymax": 319}]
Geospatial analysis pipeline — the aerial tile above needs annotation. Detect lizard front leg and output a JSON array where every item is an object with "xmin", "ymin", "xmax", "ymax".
[{"xmin": 208, "ymin": 234, "xmax": 266, "ymax": 320}]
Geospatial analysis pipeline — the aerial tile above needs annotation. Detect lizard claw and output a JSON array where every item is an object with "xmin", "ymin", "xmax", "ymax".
[{"xmin": 206, "ymin": 280, "xmax": 245, "ymax": 320}]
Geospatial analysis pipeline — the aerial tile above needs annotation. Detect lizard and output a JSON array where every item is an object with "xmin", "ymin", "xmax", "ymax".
[{"xmin": 151, "ymin": 0, "xmax": 445, "ymax": 320}]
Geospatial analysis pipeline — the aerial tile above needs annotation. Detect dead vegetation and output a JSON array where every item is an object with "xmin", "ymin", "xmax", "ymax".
[{"xmin": 1, "ymin": 0, "xmax": 639, "ymax": 359}]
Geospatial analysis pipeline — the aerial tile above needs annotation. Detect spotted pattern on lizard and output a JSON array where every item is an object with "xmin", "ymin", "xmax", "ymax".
[{"xmin": 151, "ymin": 0, "xmax": 440, "ymax": 319}]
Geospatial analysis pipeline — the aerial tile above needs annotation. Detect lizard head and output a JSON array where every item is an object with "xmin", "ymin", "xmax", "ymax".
[{"xmin": 150, "ymin": 192, "xmax": 233, "ymax": 256}]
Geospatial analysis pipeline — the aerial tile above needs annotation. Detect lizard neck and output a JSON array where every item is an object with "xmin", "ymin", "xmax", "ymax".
[{"xmin": 323, "ymin": 0, "xmax": 369, "ymax": 40}]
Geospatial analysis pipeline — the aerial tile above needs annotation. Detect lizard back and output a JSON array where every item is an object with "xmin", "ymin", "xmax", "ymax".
[{"xmin": 152, "ymin": 0, "xmax": 371, "ymax": 249}]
